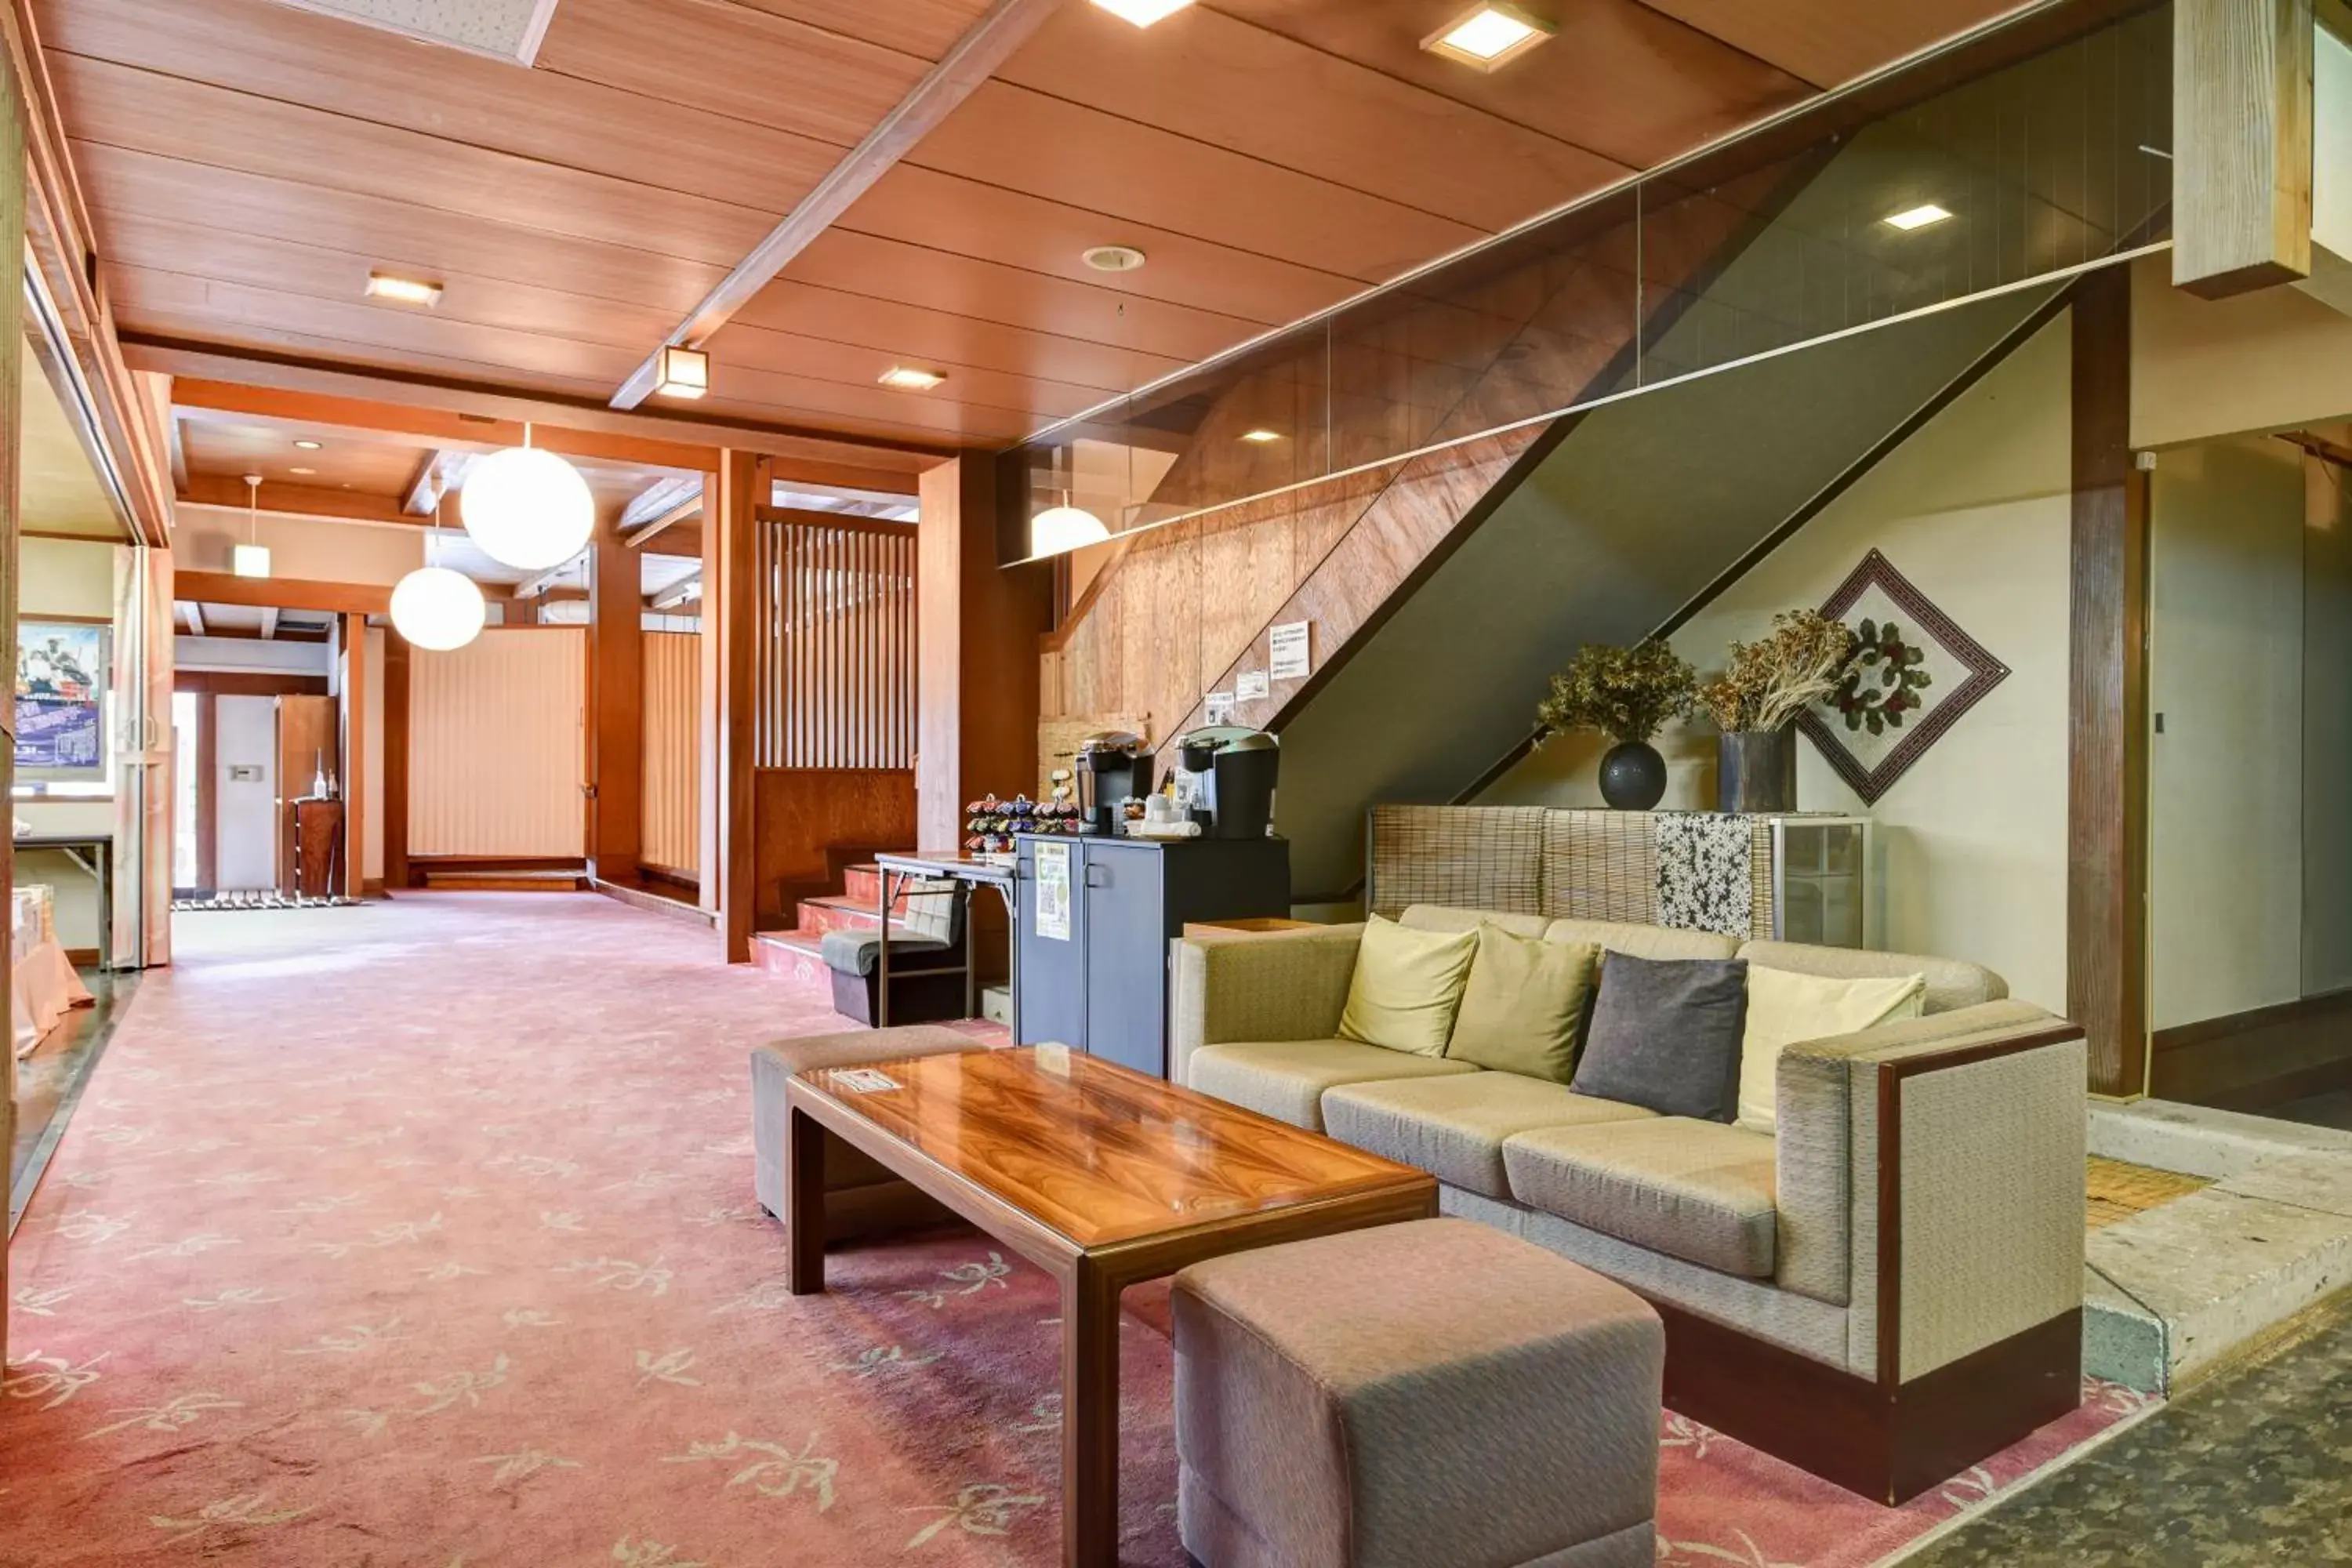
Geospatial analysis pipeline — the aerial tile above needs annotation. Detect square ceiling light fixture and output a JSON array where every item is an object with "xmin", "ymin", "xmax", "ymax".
[
  {"xmin": 1424, "ymin": 4, "xmax": 1555, "ymax": 71},
  {"xmin": 1089, "ymin": 0, "xmax": 1193, "ymax": 24},
  {"xmin": 655, "ymin": 345, "xmax": 710, "ymax": 401},
  {"xmin": 1884, "ymin": 203, "xmax": 1955, "ymax": 231},
  {"xmin": 232, "ymin": 544, "xmax": 272, "ymax": 579},
  {"xmin": 880, "ymin": 365, "xmax": 949, "ymax": 391},
  {"xmin": 272, "ymin": 0, "xmax": 562, "ymax": 65},
  {"xmin": 365, "ymin": 271, "xmax": 443, "ymax": 307}
]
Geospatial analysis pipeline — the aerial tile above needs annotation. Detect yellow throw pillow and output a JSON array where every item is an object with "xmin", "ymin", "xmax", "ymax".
[
  {"xmin": 1446, "ymin": 927, "xmax": 1599, "ymax": 1083},
  {"xmin": 1737, "ymin": 966, "xmax": 1926, "ymax": 1133},
  {"xmin": 1338, "ymin": 915, "xmax": 1479, "ymax": 1058}
]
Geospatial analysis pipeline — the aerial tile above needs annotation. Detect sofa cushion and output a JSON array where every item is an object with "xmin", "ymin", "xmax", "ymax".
[
  {"xmin": 1733, "ymin": 939, "xmax": 2005, "ymax": 1014},
  {"xmin": 1546, "ymin": 918, "xmax": 1740, "ymax": 963},
  {"xmin": 1400, "ymin": 904, "xmax": 1552, "ymax": 939},
  {"xmin": 1571, "ymin": 954, "xmax": 1748, "ymax": 1121},
  {"xmin": 1446, "ymin": 927, "xmax": 1598, "ymax": 1083},
  {"xmin": 1189, "ymin": 1040, "xmax": 1481, "ymax": 1131},
  {"xmin": 1503, "ymin": 1119, "xmax": 1779, "ymax": 1278},
  {"xmin": 817, "ymin": 929, "xmax": 952, "ymax": 978},
  {"xmin": 1321, "ymin": 1073, "xmax": 1654, "ymax": 1198},
  {"xmin": 1338, "ymin": 916, "xmax": 1479, "ymax": 1058},
  {"xmin": 1735, "ymin": 965, "xmax": 1923, "ymax": 1133}
]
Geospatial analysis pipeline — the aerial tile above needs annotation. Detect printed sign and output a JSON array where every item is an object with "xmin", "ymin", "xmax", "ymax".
[
  {"xmin": 1236, "ymin": 670, "xmax": 1270, "ymax": 701},
  {"xmin": 1034, "ymin": 840, "xmax": 1073, "ymax": 942},
  {"xmin": 833, "ymin": 1068, "xmax": 901, "ymax": 1094},
  {"xmin": 1268, "ymin": 621, "xmax": 1312, "ymax": 681},
  {"xmin": 16, "ymin": 622, "xmax": 107, "ymax": 775}
]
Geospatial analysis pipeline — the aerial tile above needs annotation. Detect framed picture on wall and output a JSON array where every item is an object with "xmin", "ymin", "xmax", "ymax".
[{"xmin": 15, "ymin": 619, "xmax": 111, "ymax": 779}]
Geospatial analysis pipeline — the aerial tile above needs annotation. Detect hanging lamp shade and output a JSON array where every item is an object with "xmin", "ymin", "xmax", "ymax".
[
  {"xmin": 460, "ymin": 445, "xmax": 595, "ymax": 570},
  {"xmin": 1031, "ymin": 503, "xmax": 1110, "ymax": 558},
  {"xmin": 389, "ymin": 566, "xmax": 487, "ymax": 652}
]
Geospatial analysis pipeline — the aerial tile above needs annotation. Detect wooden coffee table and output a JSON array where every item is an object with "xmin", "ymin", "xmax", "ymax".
[{"xmin": 783, "ymin": 1045, "xmax": 1436, "ymax": 1568}]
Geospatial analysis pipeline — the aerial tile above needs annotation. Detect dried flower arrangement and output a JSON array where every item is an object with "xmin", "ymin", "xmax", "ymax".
[
  {"xmin": 1536, "ymin": 640, "xmax": 1697, "ymax": 746},
  {"xmin": 1696, "ymin": 610, "xmax": 1858, "ymax": 734}
]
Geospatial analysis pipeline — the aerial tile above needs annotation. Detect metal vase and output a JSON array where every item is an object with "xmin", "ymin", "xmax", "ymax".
[
  {"xmin": 1718, "ymin": 728, "xmax": 1798, "ymax": 814},
  {"xmin": 1598, "ymin": 740, "xmax": 1668, "ymax": 811}
]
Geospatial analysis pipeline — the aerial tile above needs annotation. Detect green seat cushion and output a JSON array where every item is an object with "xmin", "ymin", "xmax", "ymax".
[
  {"xmin": 1189, "ymin": 1039, "xmax": 1481, "ymax": 1131},
  {"xmin": 1446, "ymin": 927, "xmax": 1597, "ymax": 1083},
  {"xmin": 1321, "ymin": 1073, "xmax": 1653, "ymax": 1197}
]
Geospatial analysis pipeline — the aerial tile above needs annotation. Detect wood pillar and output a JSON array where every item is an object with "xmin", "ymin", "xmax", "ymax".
[
  {"xmin": 588, "ymin": 510, "xmax": 644, "ymax": 880},
  {"xmin": 2069, "ymin": 269, "xmax": 2151, "ymax": 1098},
  {"xmin": 916, "ymin": 453, "xmax": 1053, "ymax": 848},
  {"xmin": 340, "ymin": 612, "xmax": 368, "ymax": 900},
  {"xmin": 384, "ymin": 633, "xmax": 410, "ymax": 891},
  {"xmin": 711, "ymin": 452, "xmax": 762, "ymax": 962},
  {"xmin": 2175, "ymin": 0, "xmax": 2315, "ymax": 298}
]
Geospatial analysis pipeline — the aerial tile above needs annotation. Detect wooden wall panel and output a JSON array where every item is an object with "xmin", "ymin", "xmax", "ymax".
[
  {"xmin": 409, "ymin": 626, "xmax": 586, "ymax": 857},
  {"xmin": 641, "ymin": 630, "xmax": 700, "ymax": 877},
  {"xmin": 753, "ymin": 768, "xmax": 916, "ymax": 928}
]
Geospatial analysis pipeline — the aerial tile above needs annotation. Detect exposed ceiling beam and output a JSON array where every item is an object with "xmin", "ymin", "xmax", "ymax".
[
  {"xmin": 510, "ymin": 558, "xmax": 584, "ymax": 601},
  {"xmin": 622, "ymin": 483, "xmax": 705, "ymax": 551},
  {"xmin": 125, "ymin": 338, "xmax": 948, "ymax": 485},
  {"xmin": 259, "ymin": 605, "xmax": 280, "ymax": 641},
  {"xmin": 401, "ymin": 449, "xmax": 468, "ymax": 517},
  {"xmin": 178, "ymin": 475, "xmax": 428, "ymax": 528},
  {"xmin": 180, "ymin": 601, "xmax": 204, "ymax": 637},
  {"xmin": 640, "ymin": 522, "xmax": 705, "ymax": 561},
  {"xmin": 648, "ymin": 571, "xmax": 703, "ymax": 612},
  {"xmin": 622, "ymin": 474, "xmax": 703, "ymax": 530},
  {"xmin": 608, "ymin": 0, "xmax": 1063, "ymax": 412},
  {"xmin": 173, "ymin": 569, "xmax": 390, "ymax": 616},
  {"xmin": 166, "ymin": 413, "xmax": 190, "ymax": 494},
  {"xmin": 2282, "ymin": 430, "xmax": 2352, "ymax": 470}
]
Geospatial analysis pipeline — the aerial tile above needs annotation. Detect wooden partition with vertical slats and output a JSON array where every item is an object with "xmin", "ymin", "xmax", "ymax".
[
  {"xmin": 410, "ymin": 626, "xmax": 586, "ymax": 857},
  {"xmin": 641, "ymin": 630, "xmax": 700, "ymax": 878},
  {"xmin": 756, "ymin": 509, "xmax": 916, "ymax": 771}
]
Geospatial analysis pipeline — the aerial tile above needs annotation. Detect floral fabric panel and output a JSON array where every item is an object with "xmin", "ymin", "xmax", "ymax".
[
  {"xmin": 1653, "ymin": 814, "xmax": 1755, "ymax": 938},
  {"xmin": 1800, "ymin": 549, "xmax": 2010, "ymax": 806}
]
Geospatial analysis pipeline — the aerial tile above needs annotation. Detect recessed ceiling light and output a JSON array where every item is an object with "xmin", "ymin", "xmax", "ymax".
[
  {"xmin": 879, "ymin": 365, "xmax": 947, "ymax": 391},
  {"xmin": 1082, "ymin": 245, "xmax": 1149, "ymax": 273},
  {"xmin": 293, "ymin": 439, "xmax": 323, "ymax": 450},
  {"xmin": 1240, "ymin": 429, "xmax": 1284, "ymax": 444},
  {"xmin": 655, "ymin": 344, "xmax": 710, "ymax": 401},
  {"xmin": 365, "ymin": 271, "xmax": 443, "ymax": 307},
  {"xmin": 289, "ymin": 466, "xmax": 317, "ymax": 476},
  {"xmin": 1089, "ymin": 0, "xmax": 1192, "ymax": 26},
  {"xmin": 1884, "ymin": 203, "xmax": 1954, "ymax": 231},
  {"xmin": 1424, "ymin": 4, "xmax": 1554, "ymax": 71}
]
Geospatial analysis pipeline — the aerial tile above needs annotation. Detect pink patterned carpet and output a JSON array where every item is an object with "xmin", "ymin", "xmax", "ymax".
[{"xmin": 2, "ymin": 895, "xmax": 2146, "ymax": 1566}]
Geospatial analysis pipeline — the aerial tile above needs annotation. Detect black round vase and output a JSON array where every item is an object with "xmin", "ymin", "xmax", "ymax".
[{"xmin": 1598, "ymin": 740, "xmax": 1668, "ymax": 811}]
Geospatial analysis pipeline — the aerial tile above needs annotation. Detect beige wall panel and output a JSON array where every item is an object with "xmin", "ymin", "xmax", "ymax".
[
  {"xmin": 641, "ymin": 630, "xmax": 700, "ymax": 877},
  {"xmin": 2133, "ymin": 252, "xmax": 2352, "ymax": 448},
  {"xmin": 409, "ymin": 626, "xmax": 586, "ymax": 856}
]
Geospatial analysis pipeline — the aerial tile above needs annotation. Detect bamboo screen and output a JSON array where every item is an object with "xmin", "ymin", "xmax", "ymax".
[
  {"xmin": 640, "ymin": 630, "xmax": 699, "ymax": 876},
  {"xmin": 756, "ymin": 513, "xmax": 916, "ymax": 770},
  {"xmin": 408, "ymin": 626, "xmax": 586, "ymax": 856}
]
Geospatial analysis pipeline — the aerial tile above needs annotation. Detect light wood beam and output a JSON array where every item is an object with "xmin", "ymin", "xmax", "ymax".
[
  {"xmin": 173, "ymin": 570, "xmax": 390, "ymax": 615},
  {"xmin": 608, "ymin": 0, "xmax": 1062, "ymax": 410},
  {"xmin": 587, "ymin": 508, "xmax": 644, "ymax": 881},
  {"xmin": 648, "ymin": 570, "xmax": 702, "ymax": 612},
  {"xmin": 401, "ymin": 449, "xmax": 458, "ymax": 516},
  {"xmin": 2174, "ymin": 0, "xmax": 2315, "ymax": 297},
  {"xmin": 711, "ymin": 452, "xmax": 763, "ymax": 962},
  {"xmin": 341, "ymin": 612, "xmax": 368, "ymax": 901},
  {"xmin": 179, "ymin": 473, "xmax": 436, "ymax": 526},
  {"xmin": 510, "ymin": 559, "xmax": 583, "ymax": 600}
]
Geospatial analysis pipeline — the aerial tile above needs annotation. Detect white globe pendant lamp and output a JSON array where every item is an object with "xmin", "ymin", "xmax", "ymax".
[
  {"xmin": 390, "ymin": 566, "xmax": 487, "ymax": 652},
  {"xmin": 460, "ymin": 426, "xmax": 594, "ymax": 571},
  {"xmin": 1031, "ymin": 502, "xmax": 1109, "ymax": 557}
]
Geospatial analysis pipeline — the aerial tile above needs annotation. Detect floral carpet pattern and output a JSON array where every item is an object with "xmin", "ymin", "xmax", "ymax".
[{"xmin": 2, "ymin": 895, "xmax": 2146, "ymax": 1566}]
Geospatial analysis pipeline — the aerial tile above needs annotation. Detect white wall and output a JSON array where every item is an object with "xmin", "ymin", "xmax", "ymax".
[
  {"xmin": 2148, "ymin": 437, "xmax": 2310, "ymax": 1029},
  {"xmin": 2134, "ymin": 252, "xmax": 2352, "ymax": 449},
  {"xmin": 1483, "ymin": 317, "xmax": 2074, "ymax": 1011},
  {"xmin": 20, "ymin": 536, "xmax": 114, "ymax": 618},
  {"xmin": 176, "ymin": 636, "xmax": 332, "ymax": 676},
  {"xmin": 215, "ymin": 695, "xmax": 279, "ymax": 891},
  {"xmin": 171, "ymin": 507, "xmax": 423, "ymax": 586}
]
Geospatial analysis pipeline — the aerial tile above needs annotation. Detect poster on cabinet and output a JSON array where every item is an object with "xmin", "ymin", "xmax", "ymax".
[{"xmin": 1034, "ymin": 840, "xmax": 1072, "ymax": 942}]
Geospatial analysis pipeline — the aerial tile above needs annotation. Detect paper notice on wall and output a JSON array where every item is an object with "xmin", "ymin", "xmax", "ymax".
[
  {"xmin": 1033, "ymin": 840, "xmax": 1072, "ymax": 942},
  {"xmin": 1236, "ymin": 670, "xmax": 1270, "ymax": 701},
  {"xmin": 1269, "ymin": 622, "xmax": 1312, "ymax": 680},
  {"xmin": 1204, "ymin": 691, "xmax": 1236, "ymax": 726}
]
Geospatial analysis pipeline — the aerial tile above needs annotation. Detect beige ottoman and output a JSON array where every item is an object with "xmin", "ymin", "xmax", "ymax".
[
  {"xmin": 1172, "ymin": 1218, "xmax": 1662, "ymax": 1568},
  {"xmin": 750, "ymin": 1025, "xmax": 977, "ymax": 1241}
]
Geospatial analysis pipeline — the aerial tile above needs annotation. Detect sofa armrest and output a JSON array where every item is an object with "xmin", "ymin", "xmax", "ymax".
[
  {"xmin": 1169, "ymin": 924, "xmax": 1364, "ymax": 1087},
  {"xmin": 1772, "ymin": 1003, "xmax": 2086, "ymax": 1390}
]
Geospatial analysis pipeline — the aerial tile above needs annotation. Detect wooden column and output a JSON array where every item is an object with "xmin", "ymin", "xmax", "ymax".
[
  {"xmin": 2069, "ymin": 270, "xmax": 2151, "ymax": 1098},
  {"xmin": 588, "ymin": 509, "xmax": 644, "ymax": 881},
  {"xmin": 2175, "ymin": 0, "xmax": 2315, "ymax": 297},
  {"xmin": 384, "ymin": 633, "xmax": 410, "ymax": 891},
  {"xmin": 711, "ymin": 452, "xmax": 762, "ymax": 962},
  {"xmin": 916, "ymin": 453, "xmax": 1053, "ymax": 848},
  {"xmin": 340, "ymin": 612, "xmax": 368, "ymax": 900}
]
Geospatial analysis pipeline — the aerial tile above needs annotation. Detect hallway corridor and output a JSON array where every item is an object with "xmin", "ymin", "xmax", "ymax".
[{"xmin": 0, "ymin": 896, "xmax": 1171, "ymax": 1567}]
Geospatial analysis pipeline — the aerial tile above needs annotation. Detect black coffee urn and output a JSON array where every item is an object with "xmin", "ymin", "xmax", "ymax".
[
  {"xmin": 1075, "ymin": 731, "xmax": 1149, "ymax": 835},
  {"xmin": 1175, "ymin": 726, "xmax": 1279, "ymax": 839}
]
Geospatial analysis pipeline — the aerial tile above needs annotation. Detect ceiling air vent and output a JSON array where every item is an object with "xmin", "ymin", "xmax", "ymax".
[{"xmin": 273, "ymin": 0, "xmax": 561, "ymax": 65}]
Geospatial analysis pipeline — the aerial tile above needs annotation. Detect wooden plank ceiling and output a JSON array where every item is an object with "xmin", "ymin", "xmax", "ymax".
[{"xmin": 38, "ymin": 0, "xmax": 2039, "ymax": 456}]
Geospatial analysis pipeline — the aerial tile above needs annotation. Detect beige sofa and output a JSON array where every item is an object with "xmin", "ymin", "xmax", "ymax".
[{"xmin": 1171, "ymin": 905, "xmax": 2088, "ymax": 1504}]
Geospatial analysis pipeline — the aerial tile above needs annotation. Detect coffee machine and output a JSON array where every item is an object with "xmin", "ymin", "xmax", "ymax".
[
  {"xmin": 1174, "ymin": 726, "xmax": 1279, "ymax": 839},
  {"xmin": 1074, "ymin": 731, "xmax": 1149, "ymax": 835}
]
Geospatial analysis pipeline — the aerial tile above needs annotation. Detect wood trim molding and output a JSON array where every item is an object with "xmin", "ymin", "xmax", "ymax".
[
  {"xmin": 608, "ymin": 0, "xmax": 1063, "ymax": 411},
  {"xmin": 714, "ymin": 452, "xmax": 764, "ymax": 962},
  {"xmin": 384, "ymin": 634, "xmax": 409, "ymax": 891},
  {"xmin": 194, "ymin": 691, "xmax": 218, "ymax": 893},
  {"xmin": 2067, "ymin": 268, "xmax": 2149, "ymax": 1098},
  {"xmin": 172, "ymin": 571, "xmax": 392, "ymax": 616},
  {"xmin": 173, "ymin": 670, "xmax": 332, "ymax": 697},
  {"xmin": 340, "ymin": 613, "xmax": 367, "ymax": 901},
  {"xmin": 2150, "ymin": 989, "xmax": 2352, "ymax": 1109}
]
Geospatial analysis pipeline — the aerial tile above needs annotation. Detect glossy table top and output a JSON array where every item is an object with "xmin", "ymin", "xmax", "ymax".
[{"xmin": 794, "ymin": 1046, "xmax": 1429, "ymax": 1249}]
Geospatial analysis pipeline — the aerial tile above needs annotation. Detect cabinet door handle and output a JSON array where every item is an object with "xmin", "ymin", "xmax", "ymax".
[{"xmin": 1083, "ymin": 865, "xmax": 1108, "ymax": 887}]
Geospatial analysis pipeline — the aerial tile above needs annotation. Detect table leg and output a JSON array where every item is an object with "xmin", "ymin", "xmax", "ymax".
[
  {"xmin": 962, "ymin": 882, "xmax": 978, "ymax": 1021},
  {"xmin": 996, "ymin": 882, "xmax": 1022, "ymax": 1044},
  {"xmin": 875, "ymin": 869, "xmax": 894, "ymax": 1028},
  {"xmin": 1061, "ymin": 1260, "xmax": 1120, "ymax": 1568},
  {"xmin": 784, "ymin": 1106, "xmax": 829, "ymax": 1295}
]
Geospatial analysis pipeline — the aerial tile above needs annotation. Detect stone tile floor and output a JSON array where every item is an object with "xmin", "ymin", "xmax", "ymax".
[{"xmin": 1900, "ymin": 1287, "xmax": 2352, "ymax": 1566}]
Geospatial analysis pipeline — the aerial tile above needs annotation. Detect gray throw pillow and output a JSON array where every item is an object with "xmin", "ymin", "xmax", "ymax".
[{"xmin": 1570, "ymin": 954, "xmax": 1750, "ymax": 1122}]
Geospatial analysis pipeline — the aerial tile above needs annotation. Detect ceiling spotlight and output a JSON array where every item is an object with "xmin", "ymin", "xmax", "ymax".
[
  {"xmin": 365, "ymin": 271, "xmax": 444, "ymax": 307},
  {"xmin": 289, "ymin": 466, "xmax": 318, "ymax": 476},
  {"xmin": 1089, "ymin": 0, "xmax": 1193, "ymax": 26},
  {"xmin": 293, "ymin": 439, "xmax": 323, "ymax": 450},
  {"xmin": 655, "ymin": 344, "xmax": 710, "ymax": 401},
  {"xmin": 880, "ymin": 365, "xmax": 947, "ymax": 391},
  {"xmin": 1240, "ymin": 430, "xmax": 1284, "ymax": 444},
  {"xmin": 1424, "ymin": 4, "xmax": 1554, "ymax": 71},
  {"xmin": 1884, "ymin": 203, "xmax": 1954, "ymax": 231},
  {"xmin": 1082, "ymin": 245, "xmax": 1149, "ymax": 273}
]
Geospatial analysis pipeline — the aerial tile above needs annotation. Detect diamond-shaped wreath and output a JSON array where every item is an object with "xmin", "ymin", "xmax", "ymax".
[{"xmin": 1796, "ymin": 549, "xmax": 2009, "ymax": 806}]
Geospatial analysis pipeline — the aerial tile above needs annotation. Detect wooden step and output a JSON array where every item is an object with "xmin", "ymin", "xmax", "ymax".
[
  {"xmin": 793, "ymin": 894, "xmax": 931, "ymax": 938},
  {"xmin": 422, "ymin": 869, "xmax": 586, "ymax": 891},
  {"xmin": 753, "ymin": 931, "xmax": 829, "ymax": 985}
]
